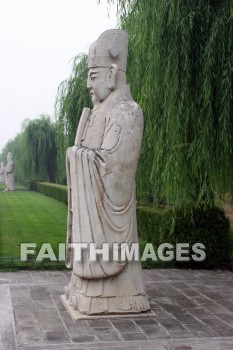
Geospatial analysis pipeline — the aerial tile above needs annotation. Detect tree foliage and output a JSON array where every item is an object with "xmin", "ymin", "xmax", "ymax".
[
  {"xmin": 102, "ymin": 0, "xmax": 233, "ymax": 207},
  {"xmin": 0, "ymin": 115, "xmax": 57, "ymax": 182},
  {"xmin": 0, "ymin": 135, "xmax": 25, "ymax": 179},
  {"xmin": 55, "ymin": 54, "xmax": 92, "ymax": 183},
  {"xmin": 24, "ymin": 116, "xmax": 57, "ymax": 181}
]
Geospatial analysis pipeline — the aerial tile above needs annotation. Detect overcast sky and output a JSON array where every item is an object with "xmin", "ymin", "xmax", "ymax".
[{"xmin": 0, "ymin": 0, "xmax": 117, "ymax": 152}]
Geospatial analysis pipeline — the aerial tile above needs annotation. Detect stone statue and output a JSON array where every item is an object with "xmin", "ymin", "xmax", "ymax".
[
  {"xmin": 63, "ymin": 29, "xmax": 150, "ymax": 316},
  {"xmin": 5, "ymin": 153, "xmax": 15, "ymax": 191},
  {"xmin": 0, "ymin": 162, "xmax": 5, "ymax": 183}
]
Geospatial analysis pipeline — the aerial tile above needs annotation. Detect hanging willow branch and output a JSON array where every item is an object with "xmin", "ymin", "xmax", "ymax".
[
  {"xmin": 0, "ymin": 115, "xmax": 56, "ymax": 182},
  {"xmin": 55, "ymin": 53, "xmax": 91, "ymax": 183},
  {"xmin": 100, "ymin": 0, "xmax": 233, "ymax": 208}
]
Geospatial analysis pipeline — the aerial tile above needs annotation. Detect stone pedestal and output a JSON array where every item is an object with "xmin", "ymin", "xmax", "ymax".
[{"xmin": 61, "ymin": 294, "xmax": 153, "ymax": 321}]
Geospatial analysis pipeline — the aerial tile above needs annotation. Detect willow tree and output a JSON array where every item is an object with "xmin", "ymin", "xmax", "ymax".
[
  {"xmin": 24, "ymin": 115, "xmax": 57, "ymax": 182},
  {"xmin": 101, "ymin": 0, "xmax": 233, "ymax": 207},
  {"xmin": 55, "ymin": 54, "xmax": 91, "ymax": 183},
  {"xmin": 0, "ymin": 135, "xmax": 25, "ymax": 179},
  {"xmin": 0, "ymin": 115, "xmax": 56, "ymax": 181}
]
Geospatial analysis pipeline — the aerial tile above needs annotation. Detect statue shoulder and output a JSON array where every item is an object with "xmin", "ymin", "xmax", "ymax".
[
  {"xmin": 118, "ymin": 99, "xmax": 143, "ymax": 127},
  {"xmin": 104, "ymin": 94, "xmax": 143, "ymax": 131}
]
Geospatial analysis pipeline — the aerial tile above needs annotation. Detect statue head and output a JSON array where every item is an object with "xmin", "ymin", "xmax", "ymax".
[
  {"xmin": 7, "ymin": 152, "xmax": 13, "ymax": 162},
  {"xmin": 87, "ymin": 29, "xmax": 128, "ymax": 104}
]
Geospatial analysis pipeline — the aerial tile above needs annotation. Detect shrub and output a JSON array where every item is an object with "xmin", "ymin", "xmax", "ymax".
[
  {"xmin": 168, "ymin": 206, "xmax": 232, "ymax": 269},
  {"xmin": 17, "ymin": 178, "xmax": 45, "ymax": 190},
  {"xmin": 137, "ymin": 205, "xmax": 173, "ymax": 269},
  {"xmin": 36, "ymin": 182, "xmax": 68, "ymax": 204},
  {"xmin": 30, "ymin": 183, "xmax": 232, "ymax": 269},
  {"xmin": 137, "ymin": 204, "xmax": 232, "ymax": 269},
  {"xmin": 136, "ymin": 205, "xmax": 171, "ymax": 246}
]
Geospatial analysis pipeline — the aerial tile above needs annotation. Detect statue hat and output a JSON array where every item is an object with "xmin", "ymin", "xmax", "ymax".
[{"xmin": 88, "ymin": 29, "xmax": 128, "ymax": 72}]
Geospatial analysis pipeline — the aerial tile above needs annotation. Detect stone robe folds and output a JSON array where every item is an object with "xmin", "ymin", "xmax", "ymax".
[
  {"xmin": 65, "ymin": 85, "xmax": 150, "ymax": 314},
  {"xmin": 0, "ymin": 163, "xmax": 4, "ymax": 183},
  {"xmin": 5, "ymin": 160, "xmax": 15, "ymax": 190}
]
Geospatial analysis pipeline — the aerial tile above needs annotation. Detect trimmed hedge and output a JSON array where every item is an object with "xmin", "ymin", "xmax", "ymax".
[
  {"xmin": 136, "ymin": 205, "xmax": 171, "ymax": 246},
  {"xmin": 17, "ymin": 178, "xmax": 44, "ymax": 191},
  {"xmin": 168, "ymin": 206, "xmax": 232, "ymax": 268},
  {"xmin": 137, "ymin": 205, "xmax": 232, "ymax": 269},
  {"xmin": 36, "ymin": 182, "xmax": 68, "ymax": 204},
  {"xmin": 29, "ymin": 181, "xmax": 232, "ymax": 269}
]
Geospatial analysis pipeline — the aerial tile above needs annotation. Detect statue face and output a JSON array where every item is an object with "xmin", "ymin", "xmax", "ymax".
[{"xmin": 87, "ymin": 67, "xmax": 112, "ymax": 103}]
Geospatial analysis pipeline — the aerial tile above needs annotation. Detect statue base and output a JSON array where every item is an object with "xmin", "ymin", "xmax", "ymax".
[{"xmin": 60, "ymin": 294, "xmax": 154, "ymax": 321}]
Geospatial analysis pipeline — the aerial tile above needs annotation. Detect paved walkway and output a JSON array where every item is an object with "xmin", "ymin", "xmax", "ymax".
[{"xmin": 0, "ymin": 269, "xmax": 233, "ymax": 350}]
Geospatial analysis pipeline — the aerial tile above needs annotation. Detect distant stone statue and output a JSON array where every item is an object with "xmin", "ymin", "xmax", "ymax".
[
  {"xmin": 5, "ymin": 153, "xmax": 15, "ymax": 191},
  {"xmin": 63, "ymin": 29, "xmax": 150, "ymax": 316},
  {"xmin": 0, "ymin": 161, "xmax": 4, "ymax": 183}
]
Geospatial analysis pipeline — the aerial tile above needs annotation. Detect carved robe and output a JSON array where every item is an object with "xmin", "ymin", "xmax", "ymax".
[
  {"xmin": 0, "ymin": 163, "xmax": 4, "ymax": 183},
  {"xmin": 65, "ymin": 85, "xmax": 149, "ymax": 314},
  {"xmin": 5, "ymin": 160, "xmax": 15, "ymax": 190}
]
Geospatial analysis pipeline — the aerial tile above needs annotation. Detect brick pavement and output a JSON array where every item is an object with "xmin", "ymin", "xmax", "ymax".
[{"xmin": 0, "ymin": 269, "xmax": 233, "ymax": 350}]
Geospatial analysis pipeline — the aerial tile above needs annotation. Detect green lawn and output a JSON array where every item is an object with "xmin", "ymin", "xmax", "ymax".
[
  {"xmin": 0, "ymin": 182, "xmax": 28, "ymax": 191},
  {"xmin": 1, "ymin": 187, "xmax": 232, "ymax": 270},
  {"xmin": 0, "ymin": 191, "xmax": 67, "ymax": 260}
]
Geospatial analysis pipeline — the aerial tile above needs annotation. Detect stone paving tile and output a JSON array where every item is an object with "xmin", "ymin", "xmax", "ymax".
[
  {"xmin": 64, "ymin": 320, "xmax": 93, "ymax": 337},
  {"xmin": 48, "ymin": 284, "xmax": 65, "ymax": 294},
  {"xmin": 111, "ymin": 320, "xmax": 142, "ymax": 333},
  {"xmin": 0, "ymin": 285, "xmax": 17, "ymax": 350},
  {"xmin": 157, "ymin": 318, "xmax": 186, "ymax": 332},
  {"xmin": 120, "ymin": 333, "xmax": 147, "ymax": 341},
  {"xmin": 10, "ymin": 285, "xmax": 30, "ymax": 297},
  {"xmin": 14, "ymin": 271, "xmax": 33, "ymax": 283},
  {"xmin": 12, "ymin": 296, "xmax": 32, "ymax": 307},
  {"xmin": 136, "ymin": 324, "xmax": 170, "ymax": 340},
  {"xmin": 134, "ymin": 317, "xmax": 158, "ymax": 326},
  {"xmin": 173, "ymin": 312, "xmax": 203, "ymax": 325},
  {"xmin": 51, "ymin": 295, "xmax": 67, "ymax": 311},
  {"xmin": 59, "ymin": 310, "xmax": 76, "ymax": 324},
  {"xmin": 16, "ymin": 325, "xmax": 44, "ymax": 346},
  {"xmin": 30, "ymin": 271, "xmax": 50, "ymax": 283},
  {"xmin": 40, "ymin": 320, "xmax": 65, "ymax": 332},
  {"xmin": 32, "ymin": 298, "xmax": 56, "ymax": 309},
  {"xmin": 36, "ymin": 308, "xmax": 60, "ymax": 318},
  {"xmin": 143, "ymin": 269, "xmax": 169, "ymax": 281},
  {"xmin": 111, "ymin": 346, "xmax": 139, "ymax": 350},
  {"xmin": 188, "ymin": 307, "xmax": 217, "ymax": 319},
  {"xmin": 217, "ymin": 340, "xmax": 233, "ymax": 349},
  {"xmin": 43, "ymin": 330, "xmax": 70, "ymax": 343},
  {"xmin": 181, "ymin": 288, "xmax": 200, "ymax": 297},
  {"xmin": 88, "ymin": 319, "xmax": 113, "ymax": 328},
  {"xmin": 216, "ymin": 313, "xmax": 233, "ymax": 325},
  {"xmin": 1, "ymin": 269, "xmax": 233, "ymax": 349},
  {"xmin": 94, "ymin": 328, "xmax": 123, "ymax": 342},
  {"xmin": 71, "ymin": 333, "xmax": 98, "ymax": 342},
  {"xmin": 169, "ymin": 330, "xmax": 194, "ymax": 339},
  {"xmin": 46, "ymin": 271, "xmax": 69, "ymax": 284},
  {"xmin": 150, "ymin": 307, "xmax": 175, "ymax": 319}
]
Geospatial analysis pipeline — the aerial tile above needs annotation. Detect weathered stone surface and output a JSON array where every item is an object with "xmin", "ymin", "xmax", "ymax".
[
  {"xmin": 0, "ymin": 161, "xmax": 5, "ymax": 183},
  {"xmin": 64, "ymin": 29, "xmax": 149, "ymax": 316},
  {"xmin": 0, "ymin": 269, "xmax": 232, "ymax": 349},
  {"xmin": 0, "ymin": 285, "xmax": 16, "ymax": 350},
  {"xmin": 4, "ymin": 152, "xmax": 15, "ymax": 191}
]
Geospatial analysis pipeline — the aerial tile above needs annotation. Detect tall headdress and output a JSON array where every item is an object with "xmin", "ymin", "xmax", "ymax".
[{"xmin": 88, "ymin": 29, "xmax": 128, "ymax": 72}]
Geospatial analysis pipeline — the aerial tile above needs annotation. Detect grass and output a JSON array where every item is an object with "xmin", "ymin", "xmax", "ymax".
[
  {"xmin": 0, "ymin": 182, "xmax": 28, "ymax": 191},
  {"xmin": 0, "ymin": 191, "xmax": 67, "ymax": 262},
  {"xmin": 1, "ymin": 186, "xmax": 232, "ymax": 270}
]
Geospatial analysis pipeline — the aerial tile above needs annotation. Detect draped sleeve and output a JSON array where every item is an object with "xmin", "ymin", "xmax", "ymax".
[{"xmin": 65, "ymin": 99, "xmax": 143, "ymax": 280}]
